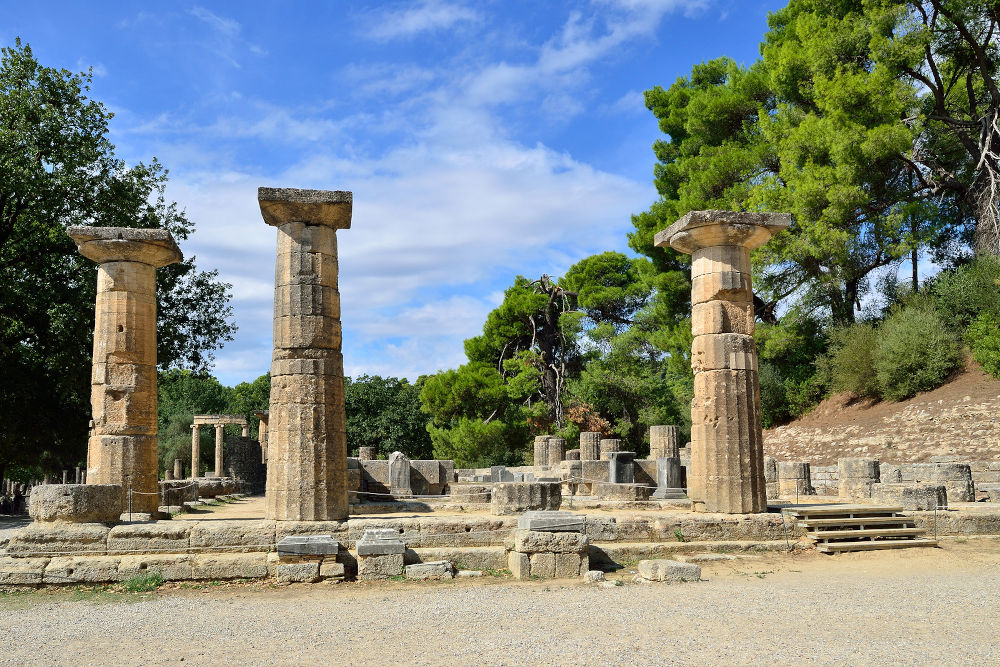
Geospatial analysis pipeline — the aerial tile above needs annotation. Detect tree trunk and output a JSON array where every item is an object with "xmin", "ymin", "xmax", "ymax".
[{"xmin": 830, "ymin": 283, "xmax": 857, "ymax": 325}]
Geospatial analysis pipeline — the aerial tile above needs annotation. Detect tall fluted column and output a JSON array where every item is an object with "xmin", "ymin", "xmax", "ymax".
[
  {"xmin": 655, "ymin": 211, "xmax": 789, "ymax": 513},
  {"xmin": 190, "ymin": 424, "xmax": 201, "ymax": 478},
  {"xmin": 67, "ymin": 226, "xmax": 182, "ymax": 514},
  {"xmin": 214, "ymin": 423, "xmax": 225, "ymax": 477},
  {"xmin": 259, "ymin": 187, "xmax": 352, "ymax": 521}
]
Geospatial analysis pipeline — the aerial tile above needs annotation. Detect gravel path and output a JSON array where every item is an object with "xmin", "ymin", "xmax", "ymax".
[{"xmin": 3, "ymin": 542, "xmax": 1000, "ymax": 666}]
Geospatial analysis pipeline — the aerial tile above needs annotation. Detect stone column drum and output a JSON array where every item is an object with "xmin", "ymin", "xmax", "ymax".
[
  {"xmin": 190, "ymin": 424, "xmax": 201, "ymax": 478},
  {"xmin": 173, "ymin": 458, "xmax": 183, "ymax": 480},
  {"xmin": 67, "ymin": 226, "xmax": 182, "ymax": 514},
  {"xmin": 649, "ymin": 425, "xmax": 679, "ymax": 459},
  {"xmin": 214, "ymin": 423, "xmax": 225, "ymax": 477},
  {"xmin": 260, "ymin": 187, "xmax": 352, "ymax": 521},
  {"xmin": 655, "ymin": 210, "xmax": 790, "ymax": 513},
  {"xmin": 579, "ymin": 432, "xmax": 601, "ymax": 461}
]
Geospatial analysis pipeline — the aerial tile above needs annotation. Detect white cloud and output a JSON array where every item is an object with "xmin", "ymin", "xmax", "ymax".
[
  {"xmin": 188, "ymin": 6, "xmax": 241, "ymax": 38},
  {"xmin": 365, "ymin": 0, "xmax": 479, "ymax": 41},
  {"xmin": 608, "ymin": 89, "xmax": 646, "ymax": 115}
]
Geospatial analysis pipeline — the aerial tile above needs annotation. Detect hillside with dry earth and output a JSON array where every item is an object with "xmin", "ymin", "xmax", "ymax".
[{"xmin": 763, "ymin": 361, "xmax": 1000, "ymax": 465}]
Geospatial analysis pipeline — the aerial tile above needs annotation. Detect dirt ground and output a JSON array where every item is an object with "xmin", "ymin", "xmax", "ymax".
[{"xmin": 3, "ymin": 537, "xmax": 999, "ymax": 665}]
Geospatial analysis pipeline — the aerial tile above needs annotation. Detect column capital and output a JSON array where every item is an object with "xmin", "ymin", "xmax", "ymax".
[
  {"xmin": 67, "ymin": 226, "xmax": 183, "ymax": 267},
  {"xmin": 654, "ymin": 210, "xmax": 790, "ymax": 255},
  {"xmin": 258, "ymin": 187, "xmax": 352, "ymax": 230}
]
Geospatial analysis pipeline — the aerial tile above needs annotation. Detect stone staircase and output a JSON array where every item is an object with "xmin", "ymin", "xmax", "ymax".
[{"xmin": 786, "ymin": 504, "xmax": 938, "ymax": 553}]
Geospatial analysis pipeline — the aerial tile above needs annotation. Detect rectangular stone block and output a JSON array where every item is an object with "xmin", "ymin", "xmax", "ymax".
[
  {"xmin": 44, "ymin": 556, "xmax": 121, "ymax": 584},
  {"xmin": 528, "ymin": 552, "xmax": 556, "ymax": 578},
  {"xmin": 320, "ymin": 560, "xmax": 346, "ymax": 579},
  {"xmin": 357, "ymin": 552, "xmax": 404, "ymax": 580},
  {"xmin": 107, "ymin": 522, "xmax": 192, "ymax": 555},
  {"xmin": 6, "ymin": 523, "xmax": 110, "ymax": 557},
  {"xmin": 691, "ymin": 271, "xmax": 752, "ymax": 305},
  {"xmin": 554, "ymin": 552, "xmax": 583, "ymax": 579},
  {"xmin": 276, "ymin": 535, "xmax": 339, "ymax": 557},
  {"xmin": 512, "ymin": 529, "xmax": 588, "ymax": 554},
  {"xmin": 277, "ymin": 561, "xmax": 320, "ymax": 583},
  {"xmin": 517, "ymin": 510, "xmax": 584, "ymax": 532},
  {"xmin": 191, "ymin": 553, "xmax": 269, "ymax": 580},
  {"xmin": 691, "ymin": 333, "xmax": 757, "ymax": 373},
  {"xmin": 188, "ymin": 520, "xmax": 276, "ymax": 554},
  {"xmin": 118, "ymin": 555, "xmax": 193, "ymax": 581},
  {"xmin": 0, "ymin": 557, "xmax": 49, "ymax": 585},
  {"xmin": 508, "ymin": 551, "xmax": 529, "ymax": 579},
  {"xmin": 490, "ymin": 482, "xmax": 561, "ymax": 516}
]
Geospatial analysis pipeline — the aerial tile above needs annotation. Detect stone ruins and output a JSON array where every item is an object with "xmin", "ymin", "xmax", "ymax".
[
  {"xmin": 656, "ymin": 210, "xmax": 790, "ymax": 514},
  {"xmin": 4, "ymin": 205, "xmax": 1000, "ymax": 589}
]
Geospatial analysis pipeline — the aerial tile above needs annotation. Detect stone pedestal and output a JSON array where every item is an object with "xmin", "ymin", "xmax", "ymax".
[
  {"xmin": 67, "ymin": 226, "xmax": 182, "ymax": 515},
  {"xmin": 579, "ymin": 432, "xmax": 601, "ymax": 461},
  {"xmin": 649, "ymin": 425, "xmax": 680, "ymax": 459},
  {"xmin": 777, "ymin": 461, "xmax": 815, "ymax": 497},
  {"xmin": 653, "ymin": 457, "xmax": 684, "ymax": 499},
  {"xmin": 389, "ymin": 451, "xmax": 412, "ymax": 498},
  {"xmin": 838, "ymin": 457, "xmax": 880, "ymax": 500},
  {"xmin": 190, "ymin": 424, "xmax": 201, "ymax": 478},
  {"xmin": 356, "ymin": 528, "xmax": 405, "ymax": 580},
  {"xmin": 260, "ymin": 187, "xmax": 352, "ymax": 521},
  {"xmin": 608, "ymin": 451, "xmax": 635, "ymax": 484},
  {"xmin": 213, "ymin": 423, "xmax": 225, "ymax": 478},
  {"xmin": 655, "ymin": 210, "xmax": 789, "ymax": 514},
  {"xmin": 506, "ymin": 511, "xmax": 589, "ymax": 580}
]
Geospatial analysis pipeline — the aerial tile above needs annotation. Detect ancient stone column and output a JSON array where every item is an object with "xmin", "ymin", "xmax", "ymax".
[
  {"xmin": 214, "ymin": 423, "xmax": 225, "ymax": 477},
  {"xmin": 358, "ymin": 446, "xmax": 376, "ymax": 462},
  {"xmin": 260, "ymin": 187, "xmax": 352, "ymax": 521},
  {"xmin": 164, "ymin": 469, "xmax": 174, "ymax": 481},
  {"xmin": 62, "ymin": 470, "xmax": 69, "ymax": 484},
  {"xmin": 649, "ymin": 425, "xmax": 680, "ymax": 459},
  {"xmin": 173, "ymin": 458, "xmax": 183, "ymax": 480},
  {"xmin": 67, "ymin": 226, "xmax": 182, "ymax": 514},
  {"xmin": 599, "ymin": 439, "xmax": 621, "ymax": 460},
  {"xmin": 579, "ymin": 432, "xmax": 601, "ymax": 461},
  {"xmin": 190, "ymin": 424, "xmax": 201, "ymax": 478},
  {"xmin": 547, "ymin": 438, "xmax": 566, "ymax": 467},
  {"xmin": 533, "ymin": 436, "xmax": 550, "ymax": 467},
  {"xmin": 241, "ymin": 424, "xmax": 250, "ymax": 438},
  {"xmin": 75, "ymin": 467, "xmax": 82, "ymax": 484},
  {"xmin": 654, "ymin": 210, "xmax": 789, "ymax": 513}
]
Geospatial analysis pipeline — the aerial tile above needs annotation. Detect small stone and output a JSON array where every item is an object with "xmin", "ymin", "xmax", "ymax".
[
  {"xmin": 584, "ymin": 570, "xmax": 606, "ymax": 583},
  {"xmin": 404, "ymin": 561, "xmax": 455, "ymax": 580},
  {"xmin": 637, "ymin": 559, "xmax": 702, "ymax": 583},
  {"xmin": 457, "ymin": 570, "xmax": 483, "ymax": 578}
]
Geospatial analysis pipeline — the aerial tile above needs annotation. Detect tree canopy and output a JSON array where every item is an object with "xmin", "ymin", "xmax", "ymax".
[{"xmin": 0, "ymin": 40, "xmax": 236, "ymax": 476}]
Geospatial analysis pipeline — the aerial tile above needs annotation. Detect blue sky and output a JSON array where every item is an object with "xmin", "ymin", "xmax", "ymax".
[{"xmin": 5, "ymin": 0, "xmax": 787, "ymax": 386}]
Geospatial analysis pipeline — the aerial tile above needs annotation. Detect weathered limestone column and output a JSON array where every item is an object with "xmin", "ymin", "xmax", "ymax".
[
  {"xmin": 533, "ymin": 436, "xmax": 550, "ymax": 467},
  {"xmin": 260, "ymin": 187, "xmax": 352, "ymax": 521},
  {"xmin": 358, "ymin": 446, "xmax": 376, "ymax": 462},
  {"xmin": 649, "ymin": 425, "xmax": 680, "ymax": 459},
  {"xmin": 599, "ymin": 439, "xmax": 621, "ymax": 460},
  {"xmin": 173, "ymin": 458, "xmax": 183, "ymax": 480},
  {"xmin": 214, "ymin": 423, "xmax": 225, "ymax": 477},
  {"xmin": 655, "ymin": 210, "xmax": 789, "ymax": 513},
  {"xmin": 190, "ymin": 424, "xmax": 201, "ymax": 478},
  {"xmin": 547, "ymin": 438, "xmax": 566, "ymax": 467},
  {"xmin": 67, "ymin": 226, "xmax": 182, "ymax": 514},
  {"xmin": 241, "ymin": 424, "xmax": 250, "ymax": 438},
  {"xmin": 579, "ymin": 432, "xmax": 601, "ymax": 461}
]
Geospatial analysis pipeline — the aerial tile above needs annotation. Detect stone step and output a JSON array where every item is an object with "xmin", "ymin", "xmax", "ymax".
[
  {"xmin": 807, "ymin": 527, "xmax": 925, "ymax": 540},
  {"xmin": 800, "ymin": 517, "xmax": 916, "ymax": 528},
  {"xmin": 817, "ymin": 539, "xmax": 938, "ymax": 553},
  {"xmin": 784, "ymin": 504, "xmax": 903, "ymax": 518}
]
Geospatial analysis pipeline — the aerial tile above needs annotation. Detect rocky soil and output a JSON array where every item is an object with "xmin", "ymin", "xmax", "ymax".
[{"xmin": 3, "ymin": 539, "xmax": 999, "ymax": 665}]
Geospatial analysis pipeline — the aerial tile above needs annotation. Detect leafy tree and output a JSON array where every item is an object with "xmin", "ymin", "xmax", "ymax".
[
  {"xmin": 157, "ymin": 370, "xmax": 233, "ymax": 475},
  {"xmin": 345, "ymin": 375, "xmax": 432, "ymax": 460},
  {"xmin": 874, "ymin": 304, "xmax": 962, "ymax": 400},
  {"xmin": 229, "ymin": 373, "xmax": 271, "ymax": 439},
  {"xmin": 0, "ymin": 40, "xmax": 237, "ymax": 475}
]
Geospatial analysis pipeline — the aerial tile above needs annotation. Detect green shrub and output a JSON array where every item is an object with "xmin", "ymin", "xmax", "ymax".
[
  {"xmin": 828, "ymin": 323, "xmax": 880, "ymax": 398},
  {"xmin": 930, "ymin": 256, "xmax": 1000, "ymax": 328},
  {"xmin": 874, "ymin": 306, "xmax": 961, "ymax": 401},
  {"xmin": 759, "ymin": 362, "xmax": 789, "ymax": 429},
  {"xmin": 966, "ymin": 312, "xmax": 1000, "ymax": 378},
  {"xmin": 121, "ymin": 571, "xmax": 164, "ymax": 593}
]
